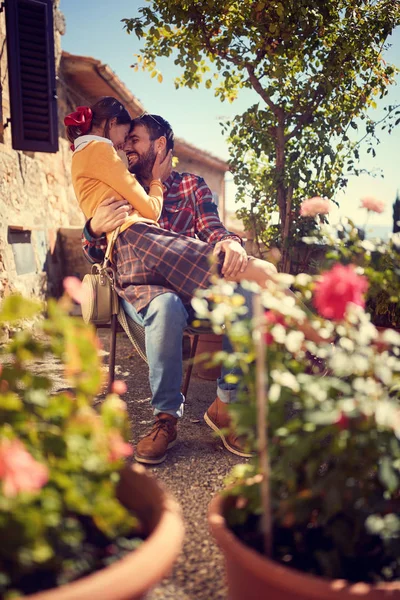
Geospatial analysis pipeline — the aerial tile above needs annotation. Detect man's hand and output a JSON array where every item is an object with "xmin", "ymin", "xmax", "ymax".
[
  {"xmin": 213, "ymin": 239, "xmax": 248, "ymax": 278},
  {"xmin": 90, "ymin": 197, "xmax": 132, "ymax": 237}
]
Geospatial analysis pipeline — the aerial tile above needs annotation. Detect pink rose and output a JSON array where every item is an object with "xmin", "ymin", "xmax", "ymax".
[
  {"xmin": 63, "ymin": 276, "xmax": 84, "ymax": 304},
  {"xmin": 300, "ymin": 197, "xmax": 331, "ymax": 217},
  {"xmin": 111, "ymin": 380, "xmax": 127, "ymax": 395},
  {"xmin": 0, "ymin": 439, "xmax": 49, "ymax": 497},
  {"xmin": 360, "ymin": 197, "xmax": 385, "ymax": 213},
  {"xmin": 313, "ymin": 264, "xmax": 368, "ymax": 321},
  {"xmin": 108, "ymin": 431, "xmax": 133, "ymax": 462}
]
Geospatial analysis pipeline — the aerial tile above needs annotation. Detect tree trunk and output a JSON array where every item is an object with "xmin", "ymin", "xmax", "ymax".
[
  {"xmin": 275, "ymin": 110, "xmax": 290, "ymax": 272},
  {"xmin": 281, "ymin": 186, "xmax": 293, "ymax": 273}
]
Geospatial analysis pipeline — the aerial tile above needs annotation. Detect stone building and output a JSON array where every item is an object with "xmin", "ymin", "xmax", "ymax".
[{"xmin": 0, "ymin": 1, "xmax": 228, "ymax": 301}]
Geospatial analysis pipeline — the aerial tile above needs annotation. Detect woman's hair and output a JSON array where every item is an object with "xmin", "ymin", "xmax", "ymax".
[{"xmin": 65, "ymin": 97, "xmax": 131, "ymax": 143}]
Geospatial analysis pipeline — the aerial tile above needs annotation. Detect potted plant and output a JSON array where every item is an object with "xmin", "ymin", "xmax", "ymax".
[
  {"xmin": 0, "ymin": 292, "xmax": 184, "ymax": 599},
  {"xmin": 193, "ymin": 256, "xmax": 400, "ymax": 598}
]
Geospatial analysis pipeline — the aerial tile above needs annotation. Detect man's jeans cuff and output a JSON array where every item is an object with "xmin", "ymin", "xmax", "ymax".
[
  {"xmin": 153, "ymin": 395, "xmax": 185, "ymax": 419},
  {"xmin": 217, "ymin": 386, "xmax": 237, "ymax": 404}
]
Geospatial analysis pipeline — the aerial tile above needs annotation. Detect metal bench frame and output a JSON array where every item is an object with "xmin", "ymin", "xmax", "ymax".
[{"xmin": 100, "ymin": 308, "xmax": 210, "ymax": 397}]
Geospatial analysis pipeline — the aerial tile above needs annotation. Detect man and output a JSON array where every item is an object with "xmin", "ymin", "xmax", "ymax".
[{"xmin": 82, "ymin": 114, "xmax": 261, "ymax": 464}]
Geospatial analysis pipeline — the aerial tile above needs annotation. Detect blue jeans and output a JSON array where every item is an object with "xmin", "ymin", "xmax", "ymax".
[{"xmin": 121, "ymin": 286, "xmax": 253, "ymax": 419}]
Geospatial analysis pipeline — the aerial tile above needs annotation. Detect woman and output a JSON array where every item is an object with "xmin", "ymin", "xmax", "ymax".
[{"xmin": 65, "ymin": 97, "xmax": 277, "ymax": 312}]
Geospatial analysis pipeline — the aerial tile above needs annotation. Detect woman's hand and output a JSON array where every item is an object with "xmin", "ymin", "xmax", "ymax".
[
  {"xmin": 151, "ymin": 150, "xmax": 173, "ymax": 182},
  {"xmin": 90, "ymin": 197, "xmax": 132, "ymax": 236}
]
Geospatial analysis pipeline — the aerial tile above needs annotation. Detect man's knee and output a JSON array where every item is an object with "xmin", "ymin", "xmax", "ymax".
[{"xmin": 145, "ymin": 293, "xmax": 188, "ymax": 327}]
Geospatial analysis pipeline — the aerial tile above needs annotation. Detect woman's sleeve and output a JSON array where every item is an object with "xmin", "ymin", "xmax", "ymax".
[{"xmin": 90, "ymin": 143, "xmax": 163, "ymax": 221}]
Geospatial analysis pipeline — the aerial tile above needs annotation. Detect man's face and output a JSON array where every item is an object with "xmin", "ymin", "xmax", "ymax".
[{"xmin": 123, "ymin": 123, "xmax": 157, "ymax": 177}]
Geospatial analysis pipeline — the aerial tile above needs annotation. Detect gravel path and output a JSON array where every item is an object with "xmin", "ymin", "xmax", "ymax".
[{"xmin": 99, "ymin": 329, "xmax": 245, "ymax": 600}]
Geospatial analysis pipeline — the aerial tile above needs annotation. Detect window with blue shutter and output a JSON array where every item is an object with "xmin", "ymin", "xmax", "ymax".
[{"xmin": 5, "ymin": 0, "xmax": 58, "ymax": 152}]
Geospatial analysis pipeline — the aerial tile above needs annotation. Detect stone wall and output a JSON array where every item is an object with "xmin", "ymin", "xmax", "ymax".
[{"xmin": 0, "ymin": 2, "xmax": 84, "ymax": 300}]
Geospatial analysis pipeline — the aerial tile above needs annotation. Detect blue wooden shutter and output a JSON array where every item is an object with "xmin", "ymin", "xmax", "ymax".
[{"xmin": 5, "ymin": 0, "xmax": 58, "ymax": 152}]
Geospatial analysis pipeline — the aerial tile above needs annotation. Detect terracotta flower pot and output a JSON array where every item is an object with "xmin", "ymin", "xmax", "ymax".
[
  {"xmin": 27, "ymin": 465, "xmax": 185, "ymax": 600},
  {"xmin": 209, "ymin": 491, "xmax": 400, "ymax": 600},
  {"xmin": 193, "ymin": 333, "xmax": 223, "ymax": 380}
]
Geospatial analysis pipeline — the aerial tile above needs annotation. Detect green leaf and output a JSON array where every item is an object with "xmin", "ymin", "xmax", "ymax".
[
  {"xmin": 379, "ymin": 457, "xmax": 399, "ymax": 494},
  {"xmin": 0, "ymin": 295, "xmax": 42, "ymax": 323}
]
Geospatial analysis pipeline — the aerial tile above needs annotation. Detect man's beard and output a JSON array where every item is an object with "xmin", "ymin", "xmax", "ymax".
[{"xmin": 128, "ymin": 145, "xmax": 157, "ymax": 180}]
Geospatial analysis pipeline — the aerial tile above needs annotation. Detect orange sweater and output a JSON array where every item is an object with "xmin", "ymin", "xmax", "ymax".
[{"xmin": 71, "ymin": 140, "xmax": 163, "ymax": 236}]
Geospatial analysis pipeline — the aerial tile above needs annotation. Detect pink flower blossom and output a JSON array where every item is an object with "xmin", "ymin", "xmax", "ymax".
[
  {"xmin": 264, "ymin": 311, "xmax": 286, "ymax": 345},
  {"xmin": 63, "ymin": 276, "xmax": 84, "ymax": 304},
  {"xmin": 111, "ymin": 380, "xmax": 127, "ymax": 395},
  {"xmin": 300, "ymin": 197, "xmax": 331, "ymax": 217},
  {"xmin": 0, "ymin": 439, "xmax": 49, "ymax": 497},
  {"xmin": 360, "ymin": 197, "xmax": 385, "ymax": 213},
  {"xmin": 108, "ymin": 431, "xmax": 133, "ymax": 462},
  {"xmin": 313, "ymin": 264, "xmax": 368, "ymax": 321}
]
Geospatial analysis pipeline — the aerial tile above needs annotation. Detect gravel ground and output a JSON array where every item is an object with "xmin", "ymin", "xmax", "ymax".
[{"xmin": 99, "ymin": 329, "xmax": 245, "ymax": 600}]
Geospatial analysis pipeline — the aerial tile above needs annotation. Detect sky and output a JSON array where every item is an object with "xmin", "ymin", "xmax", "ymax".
[{"xmin": 60, "ymin": 0, "xmax": 400, "ymax": 231}]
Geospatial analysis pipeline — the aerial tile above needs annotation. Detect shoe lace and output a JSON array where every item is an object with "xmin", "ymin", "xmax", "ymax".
[{"xmin": 150, "ymin": 418, "xmax": 173, "ymax": 441}]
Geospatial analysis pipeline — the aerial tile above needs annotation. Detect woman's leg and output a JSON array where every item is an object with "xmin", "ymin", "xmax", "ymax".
[
  {"xmin": 228, "ymin": 259, "xmax": 326, "ymax": 344},
  {"xmin": 228, "ymin": 257, "xmax": 278, "ymax": 287}
]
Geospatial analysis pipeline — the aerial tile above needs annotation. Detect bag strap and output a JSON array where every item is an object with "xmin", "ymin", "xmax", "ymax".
[{"xmin": 103, "ymin": 226, "xmax": 121, "ymax": 266}]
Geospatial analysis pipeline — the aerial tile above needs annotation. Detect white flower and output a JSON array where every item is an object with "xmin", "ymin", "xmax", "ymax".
[
  {"xmin": 353, "ymin": 377, "xmax": 370, "ymax": 393},
  {"xmin": 271, "ymin": 370, "xmax": 300, "ymax": 393},
  {"xmin": 352, "ymin": 354, "xmax": 370, "ymax": 374},
  {"xmin": 212, "ymin": 303, "xmax": 235, "ymax": 325},
  {"xmin": 374, "ymin": 364, "xmax": 393, "ymax": 386},
  {"xmin": 360, "ymin": 240, "xmax": 376, "ymax": 252},
  {"xmin": 285, "ymin": 330, "xmax": 305, "ymax": 353},
  {"xmin": 339, "ymin": 337, "xmax": 354, "ymax": 353},
  {"xmin": 271, "ymin": 323, "xmax": 287, "ymax": 344},
  {"xmin": 352, "ymin": 322, "xmax": 378, "ymax": 346},
  {"xmin": 275, "ymin": 273, "xmax": 295, "ymax": 288},
  {"xmin": 382, "ymin": 328, "xmax": 400, "ymax": 347},
  {"xmin": 191, "ymin": 297, "xmax": 209, "ymax": 318},
  {"xmin": 376, "ymin": 401, "xmax": 399, "ymax": 434},
  {"xmin": 330, "ymin": 351, "xmax": 353, "ymax": 376},
  {"xmin": 295, "ymin": 273, "xmax": 312, "ymax": 287},
  {"xmin": 269, "ymin": 383, "xmax": 281, "ymax": 403},
  {"xmin": 307, "ymin": 383, "xmax": 327, "ymax": 402},
  {"xmin": 338, "ymin": 398, "xmax": 356, "ymax": 413}
]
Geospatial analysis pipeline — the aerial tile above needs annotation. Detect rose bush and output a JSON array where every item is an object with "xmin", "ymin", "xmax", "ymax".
[
  {"xmin": 301, "ymin": 197, "xmax": 400, "ymax": 328},
  {"xmin": 0, "ymin": 293, "xmax": 137, "ymax": 599},
  {"xmin": 193, "ymin": 264, "xmax": 400, "ymax": 583}
]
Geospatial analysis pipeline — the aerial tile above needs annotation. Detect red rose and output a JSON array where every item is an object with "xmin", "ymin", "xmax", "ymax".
[
  {"xmin": 313, "ymin": 264, "xmax": 368, "ymax": 321},
  {"xmin": 335, "ymin": 411, "xmax": 350, "ymax": 430}
]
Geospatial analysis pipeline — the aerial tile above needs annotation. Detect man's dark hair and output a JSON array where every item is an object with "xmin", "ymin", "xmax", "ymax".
[{"xmin": 132, "ymin": 114, "xmax": 174, "ymax": 151}]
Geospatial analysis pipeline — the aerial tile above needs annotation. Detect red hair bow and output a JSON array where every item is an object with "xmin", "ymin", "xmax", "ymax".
[{"xmin": 64, "ymin": 106, "xmax": 93, "ymax": 134}]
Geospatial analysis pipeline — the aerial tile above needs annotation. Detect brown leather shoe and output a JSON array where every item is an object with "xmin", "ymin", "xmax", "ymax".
[
  {"xmin": 204, "ymin": 397, "xmax": 254, "ymax": 458},
  {"xmin": 135, "ymin": 413, "xmax": 178, "ymax": 465}
]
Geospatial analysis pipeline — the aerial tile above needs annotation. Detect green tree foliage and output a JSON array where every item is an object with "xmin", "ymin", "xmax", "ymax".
[{"xmin": 123, "ymin": 0, "xmax": 400, "ymax": 270}]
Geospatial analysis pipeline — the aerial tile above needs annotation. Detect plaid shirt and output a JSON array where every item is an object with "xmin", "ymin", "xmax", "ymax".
[{"xmin": 82, "ymin": 171, "xmax": 242, "ymax": 264}]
